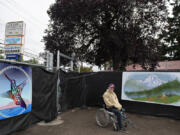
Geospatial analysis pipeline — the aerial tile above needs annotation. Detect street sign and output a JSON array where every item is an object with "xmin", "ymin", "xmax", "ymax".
[
  {"xmin": 4, "ymin": 36, "xmax": 23, "ymax": 45},
  {"xmin": 6, "ymin": 54, "xmax": 20, "ymax": 60},
  {"xmin": 4, "ymin": 45, "xmax": 22, "ymax": 54},
  {"xmin": 4, "ymin": 21, "xmax": 25, "ymax": 61},
  {"xmin": 5, "ymin": 21, "xmax": 25, "ymax": 36}
]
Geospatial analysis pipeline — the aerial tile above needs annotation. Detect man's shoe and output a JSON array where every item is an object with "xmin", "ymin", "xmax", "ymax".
[{"xmin": 119, "ymin": 128, "xmax": 128, "ymax": 134}]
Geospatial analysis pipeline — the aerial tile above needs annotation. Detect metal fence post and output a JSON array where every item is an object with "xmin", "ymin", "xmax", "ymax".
[
  {"xmin": 57, "ymin": 71, "xmax": 61, "ymax": 113},
  {"xmin": 71, "ymin": 52, "xmax": 75, "ymax": 71},
  {"xmin": 46, "ymin": 50, "xmax": 49, "ymax": 70},
  {"xmin": 70, "ymin": 60, "xmax": 73, "ymax": 71},
  {"xmin": 57, "ymin": 50, "xmax": 60, "ymax": 70},
  {"xmin": 56, "ymin": 50, "xmax": 61, "ymax": 113}
]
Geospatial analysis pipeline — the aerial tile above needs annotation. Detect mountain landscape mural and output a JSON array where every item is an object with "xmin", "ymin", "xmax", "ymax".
[{"xmin": 122, "ymin": 72, "xmax": 180, "ymax": 106}]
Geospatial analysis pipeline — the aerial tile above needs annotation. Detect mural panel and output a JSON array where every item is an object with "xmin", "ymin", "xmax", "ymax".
[
  {"xmin": 122, "ymin": 72, "xmax": 180, "ymax": 106},
  {"xmin": 0, "ymin": 63, "xmax": 32, "ymax": 120}
]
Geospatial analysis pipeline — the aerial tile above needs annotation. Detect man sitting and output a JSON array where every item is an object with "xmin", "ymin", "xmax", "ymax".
[{"xmin": 103, "ymin": 83, "xmax": 126, "ymax": 132}]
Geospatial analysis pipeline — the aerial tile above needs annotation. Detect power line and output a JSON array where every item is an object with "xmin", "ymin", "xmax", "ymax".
[
  {"xmin": 23, "ymin": 53, "xmax": 43, "ymax": 61},
  {"xmin": 0, "ymin": 46, "xmax": 44, "ymax": 62},
  {"xmin": 0, "ymin": 22, "xmax": 5, "ymax": 35},
  {"xmin": 0, "ymin": 19, "xmax": 6, "ymax": 24},
  {"xmin": 0, "ymin": 39, "xmax": 4, "ymax": 43},
  {"xmin": 3, "ymin": 0, "xmax": 43, "ymax": 27},
  {"xmin": 0, "ymin": 1, "xmax": 47, "ymax": 34},
  {"xmin": 0, "ymin": 2, "xmax": 46, "ymax": 43},
  {"xmin": 23, "ymin": 50, "xmax": 44, "ymax": 61},
  {"xmin": 0, "ymin": 1, "xmax": 47, "ymax": 56},
  {"xmin": 6, "ymin": 0, "xmax": 46, "ymax": 26},
  {"xmin": 24, "ymin": 47, "xmax": 40, "ymax": 55},
  {"xmin": 0, "ymin": 1, "xmax": 43, "ymax": 30}
]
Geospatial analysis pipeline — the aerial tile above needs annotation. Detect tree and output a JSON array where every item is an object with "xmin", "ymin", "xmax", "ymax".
[
  {"xmin": 44, "ymin": 0, "xmax": 168, "ymax": 71},
  {"xmin": 24, "ymin": 58, "xmax": 39, "ymax": 64},
  {"xmin": 161, "ymin": 0, "xmax": 180, "ymax": 60},
  {"xmin": 0, "ymin": 55, "xmax": 4, "ymax": 59},
  {"xmin": 74, "ymin": 66, "xmax": 93, "ymax": 72},
  {"xmin": 0, "ymin": 49, "xmax": 4, "ymax": 59}
]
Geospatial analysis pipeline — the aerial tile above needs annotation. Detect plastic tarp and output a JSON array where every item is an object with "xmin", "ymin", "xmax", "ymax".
[
  {"xmin": 59, "ymin": 71, "xmax": 180, "ymax": 119},
  {"xmin": 59, "ymin": 72, "xmax": 122, "ymax": 111},
  {"xmin": 0, "ymin": 63, "xmax": 57, "ymax": 135}
]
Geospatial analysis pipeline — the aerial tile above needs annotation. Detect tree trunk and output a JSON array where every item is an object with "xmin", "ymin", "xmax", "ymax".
[
  {"xmin": 112, "ymin": 56, "xmax": 126, "ymax": 71},
  {"xmin": 112, "ymin": 48, "xmax": 127, "ymax": 71}
]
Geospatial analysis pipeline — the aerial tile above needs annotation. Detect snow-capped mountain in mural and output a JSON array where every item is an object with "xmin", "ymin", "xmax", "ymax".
[{"xmin": 140, "ymin": 74, "xmax": 166, "ymax": 89}]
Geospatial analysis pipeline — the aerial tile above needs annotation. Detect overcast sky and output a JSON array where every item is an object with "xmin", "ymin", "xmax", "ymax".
[
  {"xmin": 0, "ymin": 0, "xmax": 173, "ymax": 71},
  {"xmin": 0, "ymin": 0, "xmax": 55, "ymax": 57}
]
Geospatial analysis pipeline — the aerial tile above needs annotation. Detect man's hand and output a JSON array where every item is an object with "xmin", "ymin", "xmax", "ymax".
[
  {"xmin": 121, "ymin": 108, "xmax": 125, "ymax": 112},
  {"xmin": 116, "ymin": 104, "xmax": 122, "ymax": 110}
]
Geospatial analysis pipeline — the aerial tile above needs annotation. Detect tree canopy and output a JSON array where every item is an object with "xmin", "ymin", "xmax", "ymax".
[
  {"xmin": 161, "ymin": 0, "xmax": 180, "ymax": 60},
  {"xmin": 74, "ymin": 66, "xmax": 93, "ymax": 72},
  {"xmin": 24, "ymin": 58, "xmax": 39, "ymax": 64},
  {"xmin": 0, "ymin": 49, "xmax": 4, "ymax": 59},
  {"xmin": 44, "ymin": 0, "xmax": 168, "ymax": 71}
]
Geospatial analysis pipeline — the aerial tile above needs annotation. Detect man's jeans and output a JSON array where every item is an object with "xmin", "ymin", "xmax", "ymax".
[{"xmin": 106, "ymin": 107, "xmax": 123, "ymax": 129}]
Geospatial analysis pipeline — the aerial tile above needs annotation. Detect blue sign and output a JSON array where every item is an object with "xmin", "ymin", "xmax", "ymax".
[
  {"xmin": 6, "ymin": 54, "xmax": 20, "ymax": 60},
  {"xmin": 5, "ymin": 37, "xmax": 22, "ymax": 45}
]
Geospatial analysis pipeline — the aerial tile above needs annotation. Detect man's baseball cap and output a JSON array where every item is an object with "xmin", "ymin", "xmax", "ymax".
[{"xmin": 108, "ymin": 83, "xmax": 115, "ymax": 88}]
